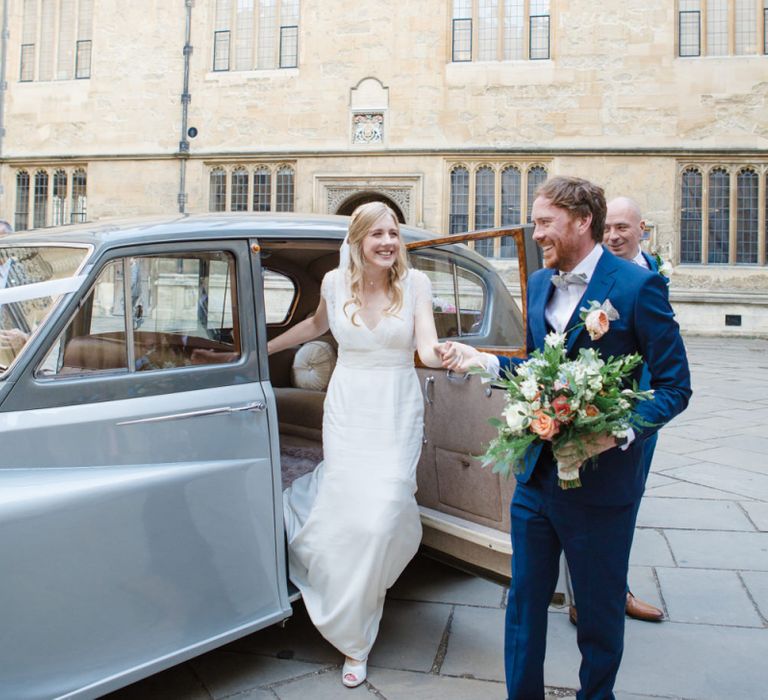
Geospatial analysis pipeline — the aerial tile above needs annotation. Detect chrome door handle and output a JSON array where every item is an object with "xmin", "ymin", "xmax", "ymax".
[
  {"xmin": 424, "ymin": 375, "xmax": 435, "ymax": 407},
  {"xmin": 446, "ymin": 369, "xmax": 471, "ymax": 383}
]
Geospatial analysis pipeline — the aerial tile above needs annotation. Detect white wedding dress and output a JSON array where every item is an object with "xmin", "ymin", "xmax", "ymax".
[{"xmin": 283, "ymin": 266, "xmax": 430, "ymax": 660}]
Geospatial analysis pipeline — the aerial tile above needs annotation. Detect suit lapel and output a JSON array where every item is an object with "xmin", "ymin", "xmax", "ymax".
[
  {"xmin": 530, "ymin": 270, "xmax": 556, "ymax": 349},
  {"xmin": 642, "ymin": 250, "xmax": 658, "ymax": 272},
  {"xmin": 565, "ymin": 252, "xmax": 619, "ymax": 354}
]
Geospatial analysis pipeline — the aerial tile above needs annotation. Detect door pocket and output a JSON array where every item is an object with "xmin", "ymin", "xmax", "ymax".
[{"xmin": 435, "ymin": 446, "xmax": 503, "ymax": 523}]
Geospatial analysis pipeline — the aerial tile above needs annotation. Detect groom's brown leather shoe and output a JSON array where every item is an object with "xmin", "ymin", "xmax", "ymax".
[
  {"xmin": 625, "ymin": 592, "xmax": 664, "ymax": 622},
  {"xmin": 567, "ymin": 593, "xmax": 663, "ymax": 627}
]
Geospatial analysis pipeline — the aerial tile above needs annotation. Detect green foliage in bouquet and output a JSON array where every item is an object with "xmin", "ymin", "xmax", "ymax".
[{"xmin": 479, "ymin": 322, "xmax": 655, "ymax": 489}]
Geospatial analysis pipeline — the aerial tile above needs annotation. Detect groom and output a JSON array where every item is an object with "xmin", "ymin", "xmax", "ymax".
[{"xmin": 443, "ymin": 176, "xmax": 691, "ymax": 699}]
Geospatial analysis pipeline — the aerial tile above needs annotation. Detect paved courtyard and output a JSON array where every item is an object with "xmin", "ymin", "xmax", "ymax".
[{"xmin": 105, "ymin": 336, "xmax": 768, "ymax": 700}]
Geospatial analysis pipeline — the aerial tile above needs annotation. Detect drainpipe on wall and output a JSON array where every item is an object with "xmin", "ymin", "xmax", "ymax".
[{"xmin": 177, "ymin": 0, "xmax": 194, "ymax": 214}]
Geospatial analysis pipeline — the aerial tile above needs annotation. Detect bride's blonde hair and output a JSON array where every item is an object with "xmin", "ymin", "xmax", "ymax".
[{"xmin": 342, "ymin": 202, "xmax": 409, "ymax": 326}]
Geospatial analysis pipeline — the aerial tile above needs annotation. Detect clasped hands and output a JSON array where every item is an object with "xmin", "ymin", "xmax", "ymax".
[{"xmin": 435, "ymin": 340, "xmax": 487, "ymax": 374}]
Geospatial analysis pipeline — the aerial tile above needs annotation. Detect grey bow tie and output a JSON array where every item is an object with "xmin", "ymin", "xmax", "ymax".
[{"xmin": 550, "ymin": 272, "xmax": 588, "ymax": 290}]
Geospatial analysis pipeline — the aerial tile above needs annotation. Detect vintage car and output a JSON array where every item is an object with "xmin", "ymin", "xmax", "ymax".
[{"xmin": 0, "ymin": 213, "xmax": 541, "ymax": 699}]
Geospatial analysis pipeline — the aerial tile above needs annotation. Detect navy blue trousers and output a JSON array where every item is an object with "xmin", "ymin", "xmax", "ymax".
[{"xmin": 505, "ymin": 466, "xmax": 638, "ymax": 700}]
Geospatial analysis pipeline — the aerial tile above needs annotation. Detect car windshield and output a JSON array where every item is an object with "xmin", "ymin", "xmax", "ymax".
[{"xmin": 0, "ymin": 245, "xmax": 89, "ymax": 373}]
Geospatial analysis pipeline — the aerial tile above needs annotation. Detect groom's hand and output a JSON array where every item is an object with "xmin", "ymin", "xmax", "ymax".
[
  {"xmin": 439, "ymin": 341, "xmax": 484, "ymax": 373},
  {"xmin": 553, "ymin": 432, "xmax": 618, "ymax": 471}
]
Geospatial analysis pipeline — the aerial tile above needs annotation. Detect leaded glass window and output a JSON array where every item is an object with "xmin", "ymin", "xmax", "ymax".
[
  {"xmin": 52, "ymin": 170, "xmax": 68, "ymax": 226},
  {"xmin": 20, "ymin": 0, "xmax": 93, "ymax": 82},
  {"xmin": 679, "ymin": 1, "xmax": 702, "ymax": 56},
  {"xmin": 500, "ymin": 167, "xmax": 522, "ymax": 258},
  {"xmin": 708, "ymin": 168, "xmax": 730, "ymax": 263},
  {"xmin": 474, "ymin": 167, "xmax": 496, "ymax": 257},
  {"xmin": 680, "ymin": 168, "xmax": 703, "ymax": 264},
  {"xmin": 452, "ymin": 0, "xmax": 549, "ymax": 62},
  {"xmin": 449, "ymin": 167, "xmax": 470, "ymax": 234},
  {"xmin": 276, "ymin": 166, "xmax": 294, "ymax": 212},
  {"xmin": 527, "ymin": 166, "xmax": 547, "ymax": 221},
  {"xmin": 15, "ymin": 171, "xmax": 30, "ymax": 231},
  {"xmin": 209, "ymin": 168, "xmax": 227, "ymax": 212},
  {"xmin": 736, "ymin": 169, "xmax": 759, "ymax": 263},
  {"xmin": 32, "ymin": 171, "xmax": 49, "ymax": 228},
  {"xmin": 253, "ymin": 167, "xmax": 271, "ymax": 211},
  {"xmin": 231, "ymin": 168, "xmax": 249, "ymax": 212},
  {"xmin": 71, "ymin": 169, "xmax": 87, "ymax": 223},
  {"xmin": 212, "ymin": 0, "xmax": 299, "ymax": 71}
]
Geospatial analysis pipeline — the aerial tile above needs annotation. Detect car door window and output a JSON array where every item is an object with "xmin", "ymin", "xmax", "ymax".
[
  {"xmin": 40, "ymin": 251, "xmax": 241, "ymax": 376},
  {"xmin": 263, "ymin": 269, "xmax": 296, "ymax": 324},
  {"xmin": 411, "ymin": 255, "xmax": 486, "ymax": 338}
]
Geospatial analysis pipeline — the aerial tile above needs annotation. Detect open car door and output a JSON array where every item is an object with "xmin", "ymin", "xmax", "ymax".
[{"xmin": 406, "ymin": 226, "xmax": 543, "ymax": 581}]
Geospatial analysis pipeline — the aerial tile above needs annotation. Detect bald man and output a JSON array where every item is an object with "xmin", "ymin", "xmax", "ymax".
[
  {"xmin": 597, "ymin": 196, "xmax": 664, "ymax": 622},
  {"xmin": 568, "ymin": 197, "xmax": 666, "ymax": 626},
  {"xmin": 603, "ymin": 197, "xmax": 656, "ymax": 270}
]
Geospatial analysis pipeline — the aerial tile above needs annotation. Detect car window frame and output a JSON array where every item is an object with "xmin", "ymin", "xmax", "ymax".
[
  {"xmin": 407, "ymin": 225, "xmax": 537, "ymax": 359},
  {"xmin": 4, "ymin": 239, "xmax": 259, "ymax": 412}
]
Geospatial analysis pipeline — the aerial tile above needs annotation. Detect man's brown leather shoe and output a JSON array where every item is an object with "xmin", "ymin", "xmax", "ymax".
[
  {"xmin": 625, "ymin": 592, "xmax": 664, "ymax": 622},
  {"xmin": 568, "ymin": 605, "xmax": 578, "ymax": 626}
]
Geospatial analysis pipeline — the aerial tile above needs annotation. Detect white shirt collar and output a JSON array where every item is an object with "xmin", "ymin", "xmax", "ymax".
[
  {"xmin": 632, "ymin": 248, "xmax": 649, "ymax": 268},
  {"xmin": 568, "ymin": 244, "xmax": 603, "ymax": 281}
]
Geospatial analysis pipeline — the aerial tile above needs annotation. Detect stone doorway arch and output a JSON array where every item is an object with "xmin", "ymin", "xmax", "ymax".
[{"xmin": 335, "ymin": 192, "xmax": 405, "ymax": 223}]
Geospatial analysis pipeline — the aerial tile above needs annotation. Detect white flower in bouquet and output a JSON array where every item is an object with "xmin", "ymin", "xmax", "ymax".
[
  {"xmin": 545, "ymin": 331, "xmax": 567, "ymax": 348},
  {"xmin": 503, "ymin": 401, "xmax": 531, "ymax": 434},
  {"xmin": 520, "ymin": 377, "xmax": 540, "ymax": 401}
]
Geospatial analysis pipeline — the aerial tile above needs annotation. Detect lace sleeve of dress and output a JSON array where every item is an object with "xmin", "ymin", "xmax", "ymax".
[
  {"xmin": 409, "ymin": 268, "xmax": 433, "ymax": 309},
  {"xmin": 321, "ymin": 269, "xmax": 336, "ymax": 310}
]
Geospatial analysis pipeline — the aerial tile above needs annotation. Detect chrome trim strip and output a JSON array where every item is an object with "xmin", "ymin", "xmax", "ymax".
[{"xmin": 117, "ymin": 401, "xmax": 266, "ymax": 425}]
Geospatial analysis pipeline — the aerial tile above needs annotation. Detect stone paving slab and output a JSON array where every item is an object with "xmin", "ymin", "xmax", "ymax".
[
  {"xmin": 101, "ymin": 663, "xmax": 210, "ymax": 700},
  {"xmin": 644, "ymin": 479, "xmax": 749, "ymax": 501},
  {"xmin": 663, "ymin": 462, "xmax": 768, "ymax": 500},
  {"xmin": 616, "ymin": 622, "xmax": 768, "ymax": 700},
  {"xmin": 740, "ymin": 571, "xmax": 768, "ymax": 621},
  {"xmin": 643, "ymin": 472, "xmax": 679, "ymax": 489},
  {"xmin": 270, "ymin": 667, "xmax": 366, "ymax": 699},
  {"xmin": 647, "ymin": 450, "xmax": 699, "ymax": 471},
  {"xmin": 439, "ymin": 605, "xmax": 505, "ymax": 682},
  {"xmin": 189, "ymin": 652, "xmax": 328, "ymax": 699},
  {"xmin": 389, "ymin": 555, "xmax": 506, "ymax": 607},
  {"xmin": 628, "ymin": 529, "xmax": 675, "ymax": 567},
  {"xmin": 741, "ymin": 501, "xmax": 768, "ymax": 531},
  {"xmin": 711, "ymin": 434, "xmax": 768, "ymax": 455},
  {"xmin": 635, "ymin": 497, "xmax": 754, "ymax": 530},
  {"xmin": 369, "ymin": 599, "xmax": 451, "ymax": 673},
  {"xmin": 683, "ymin": 445, "xmax": 768, "ymax": 474},
  {"xmin": 654, "ymin": 433, "xmax": 714, "ymax": 455},
  {"xmin": 665, "ymin": 530, "xmax": 768, "ymax": 571},
  {"xmin": 367, "ymin": 668, "xmax": 509, "ymax": 700},
  {"xmin": 656, "ymin": 567, "xmax": 763, "ymax": 626}
]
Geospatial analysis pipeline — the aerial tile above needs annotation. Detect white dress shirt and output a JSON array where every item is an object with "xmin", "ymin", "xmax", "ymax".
[{"xmin": 545, "ymin": 244, "xmax": 604, "ymax": 334}]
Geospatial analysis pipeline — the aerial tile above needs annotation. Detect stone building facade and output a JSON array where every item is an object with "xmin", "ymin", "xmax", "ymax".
[{"xmin": 1, "ymin": 0, "xmax": 767, "ymax": 335}]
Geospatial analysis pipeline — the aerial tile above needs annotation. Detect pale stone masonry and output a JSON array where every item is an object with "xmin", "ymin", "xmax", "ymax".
[{"xmin": 1, "ymin": 1, "xmax": 767, "ymax": 335}]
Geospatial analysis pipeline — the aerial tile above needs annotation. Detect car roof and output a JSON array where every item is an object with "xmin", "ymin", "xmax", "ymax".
[{"xmin": 1, "ymin": 213, "xmax": 468, "ymax": 252}]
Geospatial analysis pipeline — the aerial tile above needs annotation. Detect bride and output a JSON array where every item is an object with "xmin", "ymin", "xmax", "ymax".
[{"xmin": 267, "ymin": 202, "xmax": 446, "ymax": 687}]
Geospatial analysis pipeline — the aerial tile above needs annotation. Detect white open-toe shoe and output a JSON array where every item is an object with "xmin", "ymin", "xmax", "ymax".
[{"xmin": 342, "ymin": 657, "xmax": 367, "ymax": 688}]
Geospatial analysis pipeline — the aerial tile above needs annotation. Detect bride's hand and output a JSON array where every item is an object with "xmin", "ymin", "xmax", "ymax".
[{"xmin": 438, "ymin": 341, "xmax": 484, "ymax": 373}]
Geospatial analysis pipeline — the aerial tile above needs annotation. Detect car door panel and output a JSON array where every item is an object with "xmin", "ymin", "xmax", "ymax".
[{"xmin": 0, "ymin": 241, "xmax": 290, "ymax": 700}]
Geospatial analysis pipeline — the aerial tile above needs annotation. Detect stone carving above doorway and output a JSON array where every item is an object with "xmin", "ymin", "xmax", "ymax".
[{"xmin": 315, "ymin": 175, "xmax": 423, "ymax": 226}]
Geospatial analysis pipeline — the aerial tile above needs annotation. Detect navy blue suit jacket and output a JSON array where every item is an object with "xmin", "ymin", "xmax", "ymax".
[{"xmin": 500, "ymin": 250, "xmax": 691, "ymax": 506}]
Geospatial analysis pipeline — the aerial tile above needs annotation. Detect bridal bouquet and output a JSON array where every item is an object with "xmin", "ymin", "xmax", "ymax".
[{"xmin": 480, "ymin": 300, "xmax": 655, "ymax": 489}]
